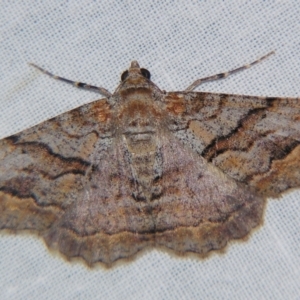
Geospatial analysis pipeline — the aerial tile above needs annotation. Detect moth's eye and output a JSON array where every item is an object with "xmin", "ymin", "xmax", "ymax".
[
  {"xmin": 141, "ymin": 68, "xmax": 151, "ymax": 80},
  {"xmin": 121, "ymin": 70, "xmax": 129, "ymax": 81}
]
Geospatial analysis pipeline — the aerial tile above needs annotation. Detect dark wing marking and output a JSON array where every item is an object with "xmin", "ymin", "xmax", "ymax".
[{"xmin": 164, "ymin": 92, "xmax": 300, "ymax": 196}]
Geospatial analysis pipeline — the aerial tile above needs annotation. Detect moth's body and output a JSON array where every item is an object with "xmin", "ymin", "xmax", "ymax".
[
  {"xmin": 1, "ymin": 54, "xmax": 299, "ymax": 267},
  {"xmin": 113, "ymin": 63, "xmax": 165, "ymax": 202}
]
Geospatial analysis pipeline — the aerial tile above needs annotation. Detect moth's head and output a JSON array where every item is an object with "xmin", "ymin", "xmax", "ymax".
[{"xmin": 121, "ymin": 61, "xmax": 151, "ymax": 82}]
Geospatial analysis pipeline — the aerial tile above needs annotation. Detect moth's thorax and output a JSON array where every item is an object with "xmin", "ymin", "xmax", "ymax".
[
  {"xmin": 118, "ymin": 97, "xmax": 160, "ymax": 153},
  {"xmin": 116, "ymin": 84, "xmax": 164, "ymax": 125}
]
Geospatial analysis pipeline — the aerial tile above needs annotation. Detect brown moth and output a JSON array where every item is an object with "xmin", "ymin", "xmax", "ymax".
[{"xmin": 1, "ymin": 52, "xmax": 299, "ymax": 267}]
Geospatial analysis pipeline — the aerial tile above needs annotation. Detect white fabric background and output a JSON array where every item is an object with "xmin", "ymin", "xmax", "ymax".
[{"xmin": 1, "ymin": 1, "xmax": 300, "ymax": 299}]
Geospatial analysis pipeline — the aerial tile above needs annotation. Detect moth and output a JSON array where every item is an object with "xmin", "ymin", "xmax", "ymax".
[{"xmin": 1, "ymin": 52, "xmax": 299, "ymax": 267}]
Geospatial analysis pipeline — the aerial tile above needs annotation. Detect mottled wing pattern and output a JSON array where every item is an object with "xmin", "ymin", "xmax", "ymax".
[
  {"xmin": 0, "ymin": 100, "xmax": 128, "ymax": 260},
  {"xmin": 1, "ymin": 60, "xmax": 298, "ymax": 267},
  {"xmin": 165, "ymin": 92, "xmax": 300, "ymax": 197}
]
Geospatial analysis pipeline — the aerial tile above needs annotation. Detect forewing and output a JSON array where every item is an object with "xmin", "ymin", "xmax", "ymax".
[
  {"xmin": 164, "ymin": 92, "xmax": 300, "ymax": 196},
  {"xmin": 0, "ymin": 100, "xmax": 112, "ymax": 246}
]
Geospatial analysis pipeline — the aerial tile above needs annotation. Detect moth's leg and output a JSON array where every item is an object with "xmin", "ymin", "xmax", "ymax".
[
  {"xmin": 185, "ymin": 51, "xmax": 275, "ymax": 91},
  {"xmin": 29, "ymin": 63, "xmax": 112, "ymax": 98}
]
